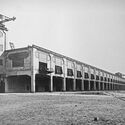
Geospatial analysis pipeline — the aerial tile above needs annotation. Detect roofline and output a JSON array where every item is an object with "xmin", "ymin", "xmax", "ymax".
[
  {"xmin": 5, "ymin": 46, "xmax": 32, "ymax": 53},
  {"xmin": 32, "ymin": 44, "xmax": 118, "ymax": 76}
]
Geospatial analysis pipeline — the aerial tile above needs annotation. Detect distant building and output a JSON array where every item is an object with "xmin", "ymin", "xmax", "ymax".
[{"xmin": 0, "ymin": 44, "xmax": 125, "ymax": 93}]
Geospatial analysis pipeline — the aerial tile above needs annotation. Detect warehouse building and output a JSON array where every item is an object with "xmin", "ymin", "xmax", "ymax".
[{"xmin": 0, "ymin": 44, "xmax": 125, "ymax": 93}]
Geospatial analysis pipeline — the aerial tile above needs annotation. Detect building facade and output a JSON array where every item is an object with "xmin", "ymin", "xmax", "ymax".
[{"xmin": 0, "ymin": 44, "xmax": 125, "ymax": 93}]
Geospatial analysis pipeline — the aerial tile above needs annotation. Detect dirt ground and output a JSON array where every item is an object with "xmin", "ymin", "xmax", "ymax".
[{"xmin": 0, "ymin": 91, "xmax": 125, "ymax": 125}]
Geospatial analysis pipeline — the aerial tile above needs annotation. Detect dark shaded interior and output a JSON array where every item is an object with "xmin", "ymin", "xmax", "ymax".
[
  {"xmin": 90, "ymin": 81, "xmax": 94, "ymax": 91},
  {"xmin": 35, "ymin": 74, "xmax": 50, "ymax": 92},
  {"xmin": 84, "ymin": 80, "xmax": 89, "ymax": 91},
  {"xmin": 0, "ymin": 79, "xmax": 5, "ymax": 93},
  {"xmin": 96, "ymin": 82, "xmax": 99, "ymax": 91},
  {"xmin": 7, "ymin": 75, "xmax": 31, "ymax": 93},
  {"xmin": 66, "ymin": 78, "xmax": 74, "ymax": 91},
  {"xmin": 104, "ymin": 83, "xmax": 107, "ymax": 90},
  {"xmin": 53, "ymin": 76, "xmax": 63, "ymax": 91},
  {"xmin": 76, "ymin": 79, "xmax": 82, "ymax": 91},
  {"xmin": 100, "ymin": 82, "xmax": 103, "ymax": 90}
]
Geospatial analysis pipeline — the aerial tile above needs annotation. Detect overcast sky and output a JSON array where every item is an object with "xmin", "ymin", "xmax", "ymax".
[{"xmin": 0, "ymin": 0, "xmax": 125, "ymax": 74}]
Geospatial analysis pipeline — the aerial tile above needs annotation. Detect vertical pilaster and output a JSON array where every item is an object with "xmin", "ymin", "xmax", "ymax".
[
  {"xmin": 50, "ymin": 54, "xmax": 53, "ymax": 92},
  {"xmin": 31, "ymin": 47, "xmax": 35, "ymax": 93},
  {"xmin": 103, "ymin": 82, "xmax": 105, "ymax": 90},
  {"xmin": 50, "ymin": 75, "xmax": 53, "ymax": 92},
  {"xmin": 31, "ymin": 71, "xmax": 35, "ymax": 93}
]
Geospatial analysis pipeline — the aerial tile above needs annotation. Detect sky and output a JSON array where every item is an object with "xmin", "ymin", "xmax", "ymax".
[{"xmin": 0, "ymin": 0, "xmax": 125, "ymax": 74}]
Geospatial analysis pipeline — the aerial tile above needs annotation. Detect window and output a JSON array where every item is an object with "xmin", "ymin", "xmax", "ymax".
[
  {"xmin": 55, "ymin": 65, "xmax": 63, "ymax": 74},
  {"xmin": 39, "ymin": 62, "xmax": 47, "ymax": 74},
  {"xmin": 91, "ymin": 74, "xmax": 95, "ymax": 79},
  {"xmin": 77, "ymin": 71, "xmax": 82, "ymax": 78},
  {"xmin": 84, "ymin": 72, "xmax": 89, "ymax": 79},
  {"xmin": 96, "ymin": 75, "xmax": 99, "ymax": 80},
  {"xmin": 104, "ymin": 77, "xmax": 107, "ymax": 81},
  {"xmin": 67, "ymin": 68, "xmax": 73, "ymax": 76},
  {"xmin": 108, "ymin": 78, "xmax": 110, "ymax": 82},
  {"xmin": 101, "ymin": 77, "xmax": 103, "ymax": 81},
  {"xmin": 12, "ymin": 59, "xmax": 24, "ymax": 67},
  {"xmin": 8, "ymin": 52, "xmax": 29, "ymax": 68}
]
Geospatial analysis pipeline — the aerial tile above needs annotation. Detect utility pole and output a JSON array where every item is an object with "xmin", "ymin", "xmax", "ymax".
[{"xmin": 0, "ymin": 14, "xmax": 16, "ymax": 51}]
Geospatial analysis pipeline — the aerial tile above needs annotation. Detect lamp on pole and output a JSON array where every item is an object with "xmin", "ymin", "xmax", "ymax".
[{"xmin": 0, "ymin": 14, "xmax": 16, "ymax": 51}]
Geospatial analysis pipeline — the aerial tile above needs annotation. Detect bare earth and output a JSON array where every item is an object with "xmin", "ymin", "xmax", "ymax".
[{"xmin": 0, "ymin": 91, "xmax": 125, "ymax": 125}]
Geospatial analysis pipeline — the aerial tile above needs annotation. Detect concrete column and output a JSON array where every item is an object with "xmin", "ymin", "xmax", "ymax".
[
  {"xmin": 31, "ymin": 71, "xmax": 35, "ymax": 93},
  {"xmin": 98, "ymin": 82, "xmax": 100, "ymax": 91},
  {"xmin": 50, "ymin": 54, "xmax": 53, "ymax": 92},
  {"xmin": 31, "ymin": 48, "xmax": 35, "ymax": 93},
  {"xmin": 4, "ymin": 77, "xmax": 8, "ymax": 93},
  {"xmin": 102, "ymin": 82, "xmax": 105, "ymax": 90},
  {"xmin": 73, "ymin": 79, "xmax": 76, "ymax": 91},
  {"xmin": 50, "ymin": 75, "xmax": 53, "ymax": 92},
  {"xmin": 88, "ymin": 80, "xmax": 90, "ymax": 91},
  {"xmin": 94, "ymin": 81, "xmax": 96, "ymax": 91},
  {"xmin": 63, "ymin": 78, "xmax": 66, "ymax": 91},
  {"xmin": 81, "ymin": 79, "xmax": 84, "ymax": 91}
]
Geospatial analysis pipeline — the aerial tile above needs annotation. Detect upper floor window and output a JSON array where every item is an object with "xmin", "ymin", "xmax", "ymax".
[
  {"xmin": 39, "ymin": 62, "xmax": 47, "ymax": 74},
  {"xmin": 67, "ymin": 68, "xmax": 73, "ymax": 76},
  {"xmin": 12, "ymin": 59, "xmax": 24, "ymax": 67},
  {"xmin": 84, "ymin": 72, "xmax": 89, "ymax": 79},
  {"xmin": 104, "ymin": 77, "xmax": 107, "ymax": 81},
  {"xmin": 91, "ymin": 74, "xmax": 95, "ymax": 79},
  {"xmin": 55, "ymin": 65, "xmax": 63, "ymax": 74},
  {"xmin": 96, "ymin": 75, "xmax": 99, "ymax": 80},
  {"xmin": 77, "ymin": 71, "xmax": 82, "ymax": 78},
  {"xmin": 8, "ymin": 52, "xmax": 29, "ymax": 68},
  {"xmin": 101, "ymin": 76, "xmax": 103, "ymax": 81}
]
